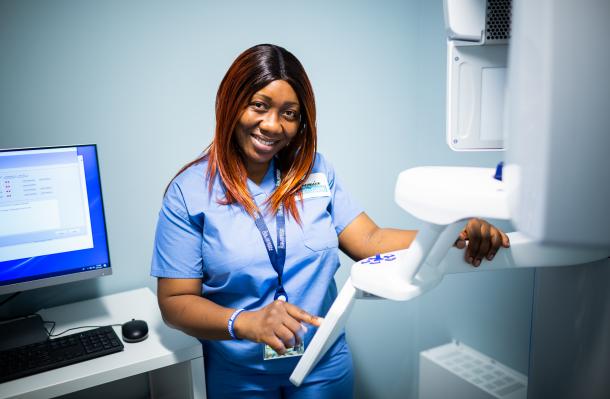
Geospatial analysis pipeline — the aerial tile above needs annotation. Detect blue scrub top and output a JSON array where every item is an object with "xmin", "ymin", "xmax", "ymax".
[{"xmin": 151, "ymin": 153, "xmax": 362, "ymax": 373}]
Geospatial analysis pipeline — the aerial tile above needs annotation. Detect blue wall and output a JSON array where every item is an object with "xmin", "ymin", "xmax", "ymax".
[{"xmin": 0, "ymin": 1, "xmax": 534, "ymax": 397}]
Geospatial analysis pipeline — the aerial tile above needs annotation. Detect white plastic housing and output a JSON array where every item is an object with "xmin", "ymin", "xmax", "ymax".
[
  {"xmin": 290, "ymin": 165, "xmax": 609, "ymax": 385},
  {"xmin": 503, "ymin": 0, "xmax": 610, "ymax": 247},
  {"xmin": 395, "ymin": 167, "xmax": 509, "ymax": 225},
  {"xmin": 446, "ymin": 42, "xmax": 508, "ymax": 151},
  {"xmin": 444, "ymin": 0, "xmax": 511, "ymax": 151},
  {"xmin": 289, "ymin": 278, "xmax": 357, "ymax": 387},
  {"xmin": 444, "ymin": 0, "xmax": 486, "ymax": 42},
  {"xmin": 420, "ymin": 341, "xmax": 527, "ymax": 399},
  {"xmin": 290, "ymin": 0, "xmax": 610, "ymax": 386}
]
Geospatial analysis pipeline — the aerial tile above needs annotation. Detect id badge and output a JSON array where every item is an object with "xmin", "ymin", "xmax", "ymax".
[
  {"xmin": 264, "ymin": 341, "xmax": 305, "ymax": 360},
  {"xmin": 263, "ymin": 323, "xmax": 306, "ymax": 360}
]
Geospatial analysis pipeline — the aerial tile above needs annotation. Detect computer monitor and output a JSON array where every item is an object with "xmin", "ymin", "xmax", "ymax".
[{"xmin": 0, "ymin": 144, "xmax": 111, "ymax": 295}]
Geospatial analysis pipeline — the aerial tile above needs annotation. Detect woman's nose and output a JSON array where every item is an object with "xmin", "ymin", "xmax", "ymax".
[{"xmin": 259, "ymin": 111, "xmax": 282, "ymax": 134}]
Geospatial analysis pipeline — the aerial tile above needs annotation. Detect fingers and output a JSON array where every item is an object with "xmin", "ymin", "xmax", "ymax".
[
  {"xmin": 462, "ymin": 219, "xmax": 510, "ymax": 266},
  {"xmin": 267, "ymin": 335, "xmax": 288, "ymax": 355},
  {"xmin": 501, "ymin": 230, "xmax": 510, "ymax": 248},
  {"xmin": 268, "ymin": 323, "xmax": 306, "ymax": 354},
  {"xmin": 474, "ymin": 241, "xmax": 490, "ymax": 267},
  {"xmin": 281, "ymin": 312, "xmax": 306, "ymax": 347},
  {"xmin": 486, "ymin": 229, "xmax": 502, "ymax": 261},
  {"xmin": 465, "ymin": 220, "xmax": 482, "ymax": 266},
  {"xmin": 255, "ymin": 300, "xmax": 320, "ymax": 353},
  {"xmin": 275, "ymin": 324, "xmax": 297, "ymax": 350},
  {"xmin": 475, "ymin": 222, "xmax": 492, "ymax": 266},
  {"xmin": 454, "ymin": 229, "xmax": 467, "ymax": 249},
  {"xmin": 285, "ymin": 302, "xmax": 322, "ymax": 327}
]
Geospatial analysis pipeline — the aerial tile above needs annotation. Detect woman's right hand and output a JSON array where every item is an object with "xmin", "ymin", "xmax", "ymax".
[{"xmin": 233, "ymin": 300, "xmax": 322, "ymax": 355}]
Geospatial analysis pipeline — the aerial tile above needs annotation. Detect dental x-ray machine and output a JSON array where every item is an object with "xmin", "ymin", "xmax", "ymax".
[{"xmin": 290, "ymin": 0, "xmax": 610, "ymax": 386}]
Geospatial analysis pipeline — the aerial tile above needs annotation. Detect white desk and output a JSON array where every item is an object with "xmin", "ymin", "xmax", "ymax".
[{"xmin": 0, "ymin": 287, "xmax": 205, "ymax": 399}]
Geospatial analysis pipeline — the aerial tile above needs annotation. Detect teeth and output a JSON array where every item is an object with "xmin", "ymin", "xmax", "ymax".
[{"xmin": 253, "ymin": 135, "xmax": 277, "ymax": 146}]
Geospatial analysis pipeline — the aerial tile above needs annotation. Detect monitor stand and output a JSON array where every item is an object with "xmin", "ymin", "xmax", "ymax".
[{"xmin": 0, "ymin": 314, "xmax": 49, "ymax": 351}]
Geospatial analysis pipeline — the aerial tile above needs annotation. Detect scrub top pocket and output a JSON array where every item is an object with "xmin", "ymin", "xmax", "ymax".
[
  {"xmin": 300, "ymin": 197, "xmax": 338, "ymax": 252},
  {"xmin": 303, "ymin": 232, "xmax": 338, "ymax": 252}
]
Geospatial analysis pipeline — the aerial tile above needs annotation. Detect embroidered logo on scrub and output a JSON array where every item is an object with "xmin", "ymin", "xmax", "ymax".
[
  {"xmin": 360, "ymin": 254, "xmax": 397, "ymax": 264},
  {"xmin": 300, "ymin": 173, "xmax": 331, "ymax": 199}
]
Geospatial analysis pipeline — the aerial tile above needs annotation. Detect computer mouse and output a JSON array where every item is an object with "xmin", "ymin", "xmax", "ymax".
[{"xmin": 121, "ymin": 319, "xmax": 149, "ymax": 343}]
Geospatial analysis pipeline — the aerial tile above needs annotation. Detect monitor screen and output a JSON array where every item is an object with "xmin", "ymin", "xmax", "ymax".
[{"xmin": 0, "ymin": 145, "xmax": 111, "ymax": 295}]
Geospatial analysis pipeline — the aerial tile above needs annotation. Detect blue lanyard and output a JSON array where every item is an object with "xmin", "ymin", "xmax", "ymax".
[{"xmin": 253, "ymin": 163, "xmax": 288, "ymax": 302}]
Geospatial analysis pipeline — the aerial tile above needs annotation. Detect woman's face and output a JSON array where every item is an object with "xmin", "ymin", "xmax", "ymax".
[{"xmin": 235, "ymin": 80, "xmax": 301, "ymax": 168}]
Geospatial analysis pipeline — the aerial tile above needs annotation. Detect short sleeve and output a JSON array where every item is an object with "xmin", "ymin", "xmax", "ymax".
[
  {"xmin": 322, "ymin": 155, "xmax": 363, "ymax": 235},
  {"xmin": 150, "ymin": 181, "xmax": 204, "ymax": 278}
]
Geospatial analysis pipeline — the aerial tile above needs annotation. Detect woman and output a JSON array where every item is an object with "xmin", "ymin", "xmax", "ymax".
[{"xmin": 151, "ymin": 44, "xmax": 509, "ymax": 398}]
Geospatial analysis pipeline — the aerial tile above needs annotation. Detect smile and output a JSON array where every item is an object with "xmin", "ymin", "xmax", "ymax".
[{"xmin": 251, "ymin": 134, "xmax": 280, "ymax": 147}]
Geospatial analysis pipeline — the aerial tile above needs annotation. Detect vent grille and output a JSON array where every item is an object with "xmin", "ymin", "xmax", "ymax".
[{"xmin": 486, "ymin": 0, "xmax": 512, "ymax": 41}]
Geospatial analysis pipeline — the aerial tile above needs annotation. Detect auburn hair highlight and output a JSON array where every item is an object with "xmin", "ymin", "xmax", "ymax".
[{"xmin": 171, "ymin": 44, "xmax": 317, "ymax": 223}]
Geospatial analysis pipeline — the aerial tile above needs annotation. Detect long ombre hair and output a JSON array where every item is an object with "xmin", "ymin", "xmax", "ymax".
[{"xmin": 171, "ymin": 44, "xmax": 317, "ymax": 223}]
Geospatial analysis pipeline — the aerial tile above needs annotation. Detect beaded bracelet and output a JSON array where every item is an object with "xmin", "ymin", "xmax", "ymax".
[{"xmin": 228, "ymin": 308, "xmax": 246, "ymax": 340}]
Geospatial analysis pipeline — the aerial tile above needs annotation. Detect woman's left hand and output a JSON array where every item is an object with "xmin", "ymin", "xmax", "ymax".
[{"xmin": 455, "ymin": 218, "xmax": 510, "ymax": 267}]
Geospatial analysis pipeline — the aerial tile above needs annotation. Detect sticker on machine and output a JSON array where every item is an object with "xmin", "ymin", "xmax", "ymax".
[{"xmin": 299, "ymin": 172, "xmax": 331, "ymax": 199}]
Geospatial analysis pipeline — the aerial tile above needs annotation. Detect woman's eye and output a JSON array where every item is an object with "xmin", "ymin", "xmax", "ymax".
[
  {"xmin": 283, "ymin": 110, "xmax": 299, "ymax": 120},
  {"xmin": 251, "ymin": 101, "xmax": 267, "ymax": 110}
]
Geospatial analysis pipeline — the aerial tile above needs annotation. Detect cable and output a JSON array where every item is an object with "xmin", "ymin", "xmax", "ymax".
[
  {"xmin": 47, "ymin": 324, "xmax": 123, "ymax": 338},
  {"xmin": 39, "ymin": 317, "xmax": 123, "ymax": 338}
]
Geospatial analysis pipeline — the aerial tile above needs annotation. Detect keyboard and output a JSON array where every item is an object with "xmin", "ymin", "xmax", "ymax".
[{"xmin": 0, "ymin": 325, "xmax": 124, "ymax": 383}]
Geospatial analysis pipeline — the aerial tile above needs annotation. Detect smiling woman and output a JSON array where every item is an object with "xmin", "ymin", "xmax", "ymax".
[
  {"xmin": 234, "ymin": 80, "xmax": 302, "ymax": 184},
  {"xmin": 169, "ymin": 44, "xmax": 318, "ymax": 223},
  {"xmin": 151, "ymin": 43, "xmax": 509, "ymax": 399}
]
